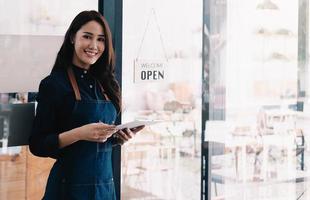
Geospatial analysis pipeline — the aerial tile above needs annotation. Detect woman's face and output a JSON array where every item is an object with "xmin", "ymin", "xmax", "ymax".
[{"xmin": 72, "ymin": 20, "xmax": 105, "ymax": 69}]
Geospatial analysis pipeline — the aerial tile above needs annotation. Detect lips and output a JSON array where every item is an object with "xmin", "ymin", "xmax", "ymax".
[{"xmin": 84, "ymin": 50, "xmax": 98, "ymax": 57}]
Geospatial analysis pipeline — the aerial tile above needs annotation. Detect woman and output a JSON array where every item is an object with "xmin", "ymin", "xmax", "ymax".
[{"xmin": 29, "ymin": 10, "xmax": 144, "ymax": 200}]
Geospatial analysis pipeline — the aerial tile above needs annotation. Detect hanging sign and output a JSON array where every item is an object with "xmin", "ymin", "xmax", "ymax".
[
  {"xmin": 133, "ymin": 9, "xmax": 169, "ymax": 83},
  {"xmin": 134, "ymin": 59, "xmax": 167, "ymax": 83}
]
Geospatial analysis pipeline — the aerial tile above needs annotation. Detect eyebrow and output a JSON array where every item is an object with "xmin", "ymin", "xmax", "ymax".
[{"xmin": 83, "ymin": 32, "xmax": 105, "ymax": 37}]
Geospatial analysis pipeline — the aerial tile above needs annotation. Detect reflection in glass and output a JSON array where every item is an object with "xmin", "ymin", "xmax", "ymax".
[
  {"xmin": 122, "ymin": 0, "xmax": 202, "ymax": 199},
  {"xmin": 203, "ymin": 0, "xmax": 310, "ymax": 199}
]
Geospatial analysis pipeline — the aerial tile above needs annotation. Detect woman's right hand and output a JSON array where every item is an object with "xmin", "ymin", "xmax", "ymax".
[{"xmin": 77, "ymin": 122, "xmax": 116, "ymax": 143}]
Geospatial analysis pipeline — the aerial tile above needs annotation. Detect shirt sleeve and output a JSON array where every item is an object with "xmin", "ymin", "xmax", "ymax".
[{"xmin": 29, "ymin": 77, "xmax": 62, "ymax": 159}]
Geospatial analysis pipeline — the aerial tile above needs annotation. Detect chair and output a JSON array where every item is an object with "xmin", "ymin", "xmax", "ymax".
[
  {"xmin": 202, "ymin": 141, "xmax": 237, "ymax": 197},
  {"xmin": 295, "ymin": 129, "xmax": 305, "ymax": 170},
  {"xmin": 209, "ymin": 142, "xmax": 226, "ymax": 196},
  {"xmin": 122, "ymin": 141, "xmax": 179, "ymax": 199},
  {"xmin": 295, "ymin": 101, "xmax": 305, "ymax": 171},
  {"xmin": 122, "ymin": 142, "xmax": 150, "ymax": 187},
  {"xmin": 260, "ymin": 109, "xmax": 301, "ymax": 180}
]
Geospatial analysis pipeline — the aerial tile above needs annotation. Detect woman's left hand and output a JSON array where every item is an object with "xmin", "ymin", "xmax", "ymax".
[{"xmin": 113, "ymin": 125, "xmax": 145, "ymax": 145}]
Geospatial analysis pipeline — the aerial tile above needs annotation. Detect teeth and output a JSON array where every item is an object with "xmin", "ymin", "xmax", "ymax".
[{"xmin": 85, "ymin": 51, "xmax": 96, "ymax": 56}]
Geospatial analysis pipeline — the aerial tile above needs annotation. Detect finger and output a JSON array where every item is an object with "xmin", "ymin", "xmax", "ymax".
[
  {"xmin": 95, "ymin": 129, "xmax": 116, "ymax": 136},
  {"xmin": 117, "ymin": 131, "xmax": 129, "ymax": 141},
  {"xmin": 98, "ymin": 130, "xmax": 115, "ymax": 140},
  {"xmin": 98, "ymin": 126, "xmax": 117, "ymax": 133},
  {"xmin": 104, "ymin": 127, "xmax": 117, "ymax": 134},
  {"xmin": 100, "ymin": 127, "xmax": 116, "ymax": 134},
  {"xmin": 123, "ymin": 128, "xmax": 134, "ymax": 139},
  {"xmin": 130, "ymin": 125, "xmax": 145, "ymax": 133},
  {"xmin": 130, "ymin": 125, "xmax": 145, "ymax": 131},
  {"xmin": 116, "ymin": 130, "xmax": 129, "ymax": 141},
  {"xmin": 99, "ymin": 136, "xmax": 107, "ymax": 142},
  {"xmin": 96, "ymin": 123, "xmax": 116, "ymax": 130}
]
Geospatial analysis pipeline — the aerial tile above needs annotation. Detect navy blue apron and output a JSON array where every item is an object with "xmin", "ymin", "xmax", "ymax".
[{"xmin": 43, "ymin": 67, "xmax": 117, "ymax": 200}]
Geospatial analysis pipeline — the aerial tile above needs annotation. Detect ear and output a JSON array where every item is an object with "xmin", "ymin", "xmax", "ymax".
[{"xmin": 70, "ymin": 34, "xmax": 76, "ymax": 44}]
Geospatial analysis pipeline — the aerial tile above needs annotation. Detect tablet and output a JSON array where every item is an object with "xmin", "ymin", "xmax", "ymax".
[{"xmin": 115, "ymin": 120, "xmax": 161, "ymax": 130}]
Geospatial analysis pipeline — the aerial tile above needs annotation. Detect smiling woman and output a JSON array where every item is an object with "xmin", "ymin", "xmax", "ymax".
[
  {"xmin": 72, "ymin": 21, "xmax": 106, "ymax": 69},
  {"xmin": 28, "ymin": 10, "xmax": 144, "ymax": 200}
]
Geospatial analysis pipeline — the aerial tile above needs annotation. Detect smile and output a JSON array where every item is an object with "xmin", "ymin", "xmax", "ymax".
[{"xmin": 84, "ymin": 50, "xmax": 98, "ymax": 56}]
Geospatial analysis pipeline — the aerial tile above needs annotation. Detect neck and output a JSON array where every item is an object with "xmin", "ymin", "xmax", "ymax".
[{"xmin": 72, "ymin": 62, "xmax": 90, "ymax": 70}]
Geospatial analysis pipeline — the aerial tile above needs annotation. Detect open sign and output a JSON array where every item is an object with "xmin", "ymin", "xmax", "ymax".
[{"xmin": 134, "ymin": 59, "xmax": 167, "ymax": 83}]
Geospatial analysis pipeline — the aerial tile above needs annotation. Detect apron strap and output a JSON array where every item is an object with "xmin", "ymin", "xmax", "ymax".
[
  {"xmin": 67, "ymin": 67, "xmax": 81, "ymax": 101},
  {"xmin": 97, "ymin": 81, "xmax": 110, "ymax": 101}
]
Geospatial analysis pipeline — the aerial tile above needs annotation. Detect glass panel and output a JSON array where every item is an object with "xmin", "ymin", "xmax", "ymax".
[
  {"xmin": 121, "ymin": 0, "xmax": 202, "ymax": 199},
  {"xmin": 0, "ymin": 0, "xmax": 97, "ymax": 93},
  {"xmin": 0, "ymin": 1, "xmax": 97, "ymax": 199},
  {"xmin": 204, "ymin": 0, "xmax": 310, "ymax": 199}
]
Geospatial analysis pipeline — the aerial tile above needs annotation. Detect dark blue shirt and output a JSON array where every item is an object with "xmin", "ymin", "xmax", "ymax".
[{"xmin": 29, "ymin": 65, "xmax": 116, "ymax": 159}]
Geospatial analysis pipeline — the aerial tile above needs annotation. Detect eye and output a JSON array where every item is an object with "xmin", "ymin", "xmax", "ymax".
[
  {"xmin": 83, "ymin": 35, "xmax": 91, "ymax": 39},
  {"xmin": 98, "ymin": 37, "xmax": 105, "ymax": 42}
]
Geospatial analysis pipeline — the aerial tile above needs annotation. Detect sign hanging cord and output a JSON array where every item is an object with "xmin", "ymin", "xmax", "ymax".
[{"xmin": 136, "ymin": 8, "xmax": 169, "ymax": 62}]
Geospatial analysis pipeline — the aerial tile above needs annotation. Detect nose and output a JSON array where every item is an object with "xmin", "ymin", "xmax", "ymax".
[{"xmin": 89, "ymin": 39, "xmax": 98, "ymax": 50}]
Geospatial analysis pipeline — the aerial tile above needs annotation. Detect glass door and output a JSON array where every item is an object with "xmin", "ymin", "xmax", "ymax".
[
  {"xmin": 121, "ymin": 0, "xmax": 202, "ymax": 199},
  {"xmin": 203, "ymin": 0, "xmax": 310, "ymax": 199}
]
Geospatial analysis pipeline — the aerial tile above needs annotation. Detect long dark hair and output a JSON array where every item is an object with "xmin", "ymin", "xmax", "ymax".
[{"xmin": 52, "ymin": 10, "xmax": 121, "ymax": 112}]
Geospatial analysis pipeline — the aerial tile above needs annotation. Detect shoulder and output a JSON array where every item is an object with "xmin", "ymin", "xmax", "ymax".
[
  {"xmin": 37, "ymin": 68, "xmax": 70, "ymax": 101},
  {"xmin": 40, "ymin": 68, "xmax": 69, "ymax": 88}
]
